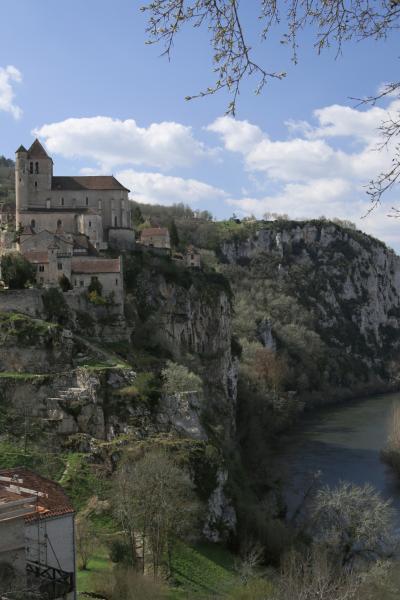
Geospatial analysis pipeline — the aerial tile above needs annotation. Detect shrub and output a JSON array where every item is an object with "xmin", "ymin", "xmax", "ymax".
[
  {"xmin": 1, "ymin": 253, "xmax": 36, "ymax": 289},
  {"xmin": 88, "ymin": 278, "xmax": 103, "ymax": 296},
  {"xmin": 59, "ymin": 274, "xmax": 72, "ymax": 292},
  {"xmin": 42, "ymin": 288, "xmax": 69, "ymax": 323}
]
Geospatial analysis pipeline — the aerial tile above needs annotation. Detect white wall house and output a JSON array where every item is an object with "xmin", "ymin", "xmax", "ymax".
[{"xmin": 0, "ymin": 468, "xmax": 76, "ymax": 600}]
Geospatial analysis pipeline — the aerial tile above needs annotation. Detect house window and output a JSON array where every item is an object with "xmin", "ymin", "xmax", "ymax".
[
  {"xmin": 29, "ymin": 162, "xmax": 33, "ymax": 174},
  {"xmin": 85, "ymin": 197, "xmax": 89, "ymax": 206},
  {"xmin": 61, "ymin": 197, "xmax": 64, "ymax": 206},
  {"xmin": 57, "ymin": 263, "xmax": 62, "ymax": 270},
  {"xmin": 35, "ymin": 162, "xmax": 39, "ymax": 174},
  {"xmin": 31, "ymin": 219, "xmax": 36, "ymax": 229},
  {"xmin": 39, "ymin": 265, "xmax": 45, "ymax": 272}
]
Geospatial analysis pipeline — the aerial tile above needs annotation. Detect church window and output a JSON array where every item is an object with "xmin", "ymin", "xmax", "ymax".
[
  {"xmin": 80, "ymin": 280, "xmax": 84, "ymax": 287},
  {"xmin": 39, "ymin": 265, "xmax": 44, "ymax": 272},
  {"xmin": 34, "ymin": 181, "xmax": 38, "ymax": 189},
  {"xmin": 89, "ymin": 221, "xmax": 91, "ymax": 228},
  {"xmin": 114, "ymin": 216, "xmax": 118, "ymax": 227},
  {"xmin": 98, "ymin": 199, "xmax": 102, "ymax": 209},
  {"xmin": 57, "ymin": 263, "xmax": 62, "ymax": 270},
  {"xmin": 46, "ymin": 199, "xmax": 51, "ymax": 208},
  {"xmin": 57, "ymin": 219, "xmax": 62, "ymax": 228},
  {"xmin": 61, "ymin": 198, "xmax": 64, "ymax": 206},
  {"xmin": 85, "ymin": 197, "xmax": 89, "ymax": 206},
  {"xmin": 31, "ymin": 219, "xmax": 35, "ymax": 229},
  {"xmin": 115, "ymin": 278, "xmax": 118, "ymax": 286},
  {"xmin": 29, "ymin": 162, "xmax": 33, "ymax": 174},
  {"xmin": 35, "ymin": 162, "xmax": 39, "ymax": 174}
]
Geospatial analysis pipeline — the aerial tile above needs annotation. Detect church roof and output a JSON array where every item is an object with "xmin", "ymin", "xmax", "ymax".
[
  {"xmin": 15, "ymin": 145, "xmax": 28, "ymax": 154},
  {"xmin": 27, "ymin": 139, "xmax": 50, "ymax": 159},
  {"xmin": 52, "ymin": 176, "xmax": 129, "ymax": 192}
]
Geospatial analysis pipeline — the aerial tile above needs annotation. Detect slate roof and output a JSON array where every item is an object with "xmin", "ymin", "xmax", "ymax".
[
  {"xmin": 71, "ymin": 257, "xmax": 121, "ymax": 274},
  {"xmin": 0, "ymin": 468, "xmax": 74, "ymax": 522},
  {"xmin": 15, "ymin": 145, "xmax": 27, "ymax": 154},
  {"xmin": 52, "ymin": 176, "xmax": 129, "ymax": 192},
  {"xmin": 27, "ymin": 139, "xmax": 50, "ymax": 159}
]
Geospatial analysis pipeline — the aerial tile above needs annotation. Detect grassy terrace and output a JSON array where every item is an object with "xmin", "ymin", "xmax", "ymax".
[
  {"xmin": 77, "ymin": 541, "xmax": 241, "ymax": 599},
  {"xmin": 0, "ymin": 371, "xmax": 48, "ymax": 380}
]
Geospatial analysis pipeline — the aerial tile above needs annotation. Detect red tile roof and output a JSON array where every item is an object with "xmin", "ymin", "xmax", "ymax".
[
  {"xmin": 140, "ymin": 227, "xmax": 169, "ymax": 237},
  {"xmin": 72, "ymin": 257, "xmax": 121, "ymax": 274},
  {"xmin": 23, "ymin": 251, "xmax": 49, "ymax": 264},
  {"xmin": 52, "ymin": 176, "xmax": 129, "ymax": 192},
  {"xmin": 0, "ymin": 468, "xmax": 74, "ymax": 522}
]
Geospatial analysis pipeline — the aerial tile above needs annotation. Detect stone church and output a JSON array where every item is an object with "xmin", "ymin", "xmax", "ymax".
[
  {"xmin": 1, "ymin": 139, "xmax": 135, "ymax": 299},
  {"xmin": 15, "ymin": 139, "xmax": 133, "ymax": 250}
]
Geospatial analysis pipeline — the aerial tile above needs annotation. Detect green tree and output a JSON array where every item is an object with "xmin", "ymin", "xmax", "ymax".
[
  {"xmin": 59, "ymin": 274, "xmax": 72, "ymax": 292},
  {"xmin": 132, "ymin": 205, "xmax": 145, "ymax": 228},
  {"xmin": 161, "ymin": 360, "xmax": 203, "ymax": 395},
  {"xmin": 169, "ymin": 219, "xmax": 180, "ymax": 249},
  {"xmin": 42, "ymin": 288, "xmax": 69, "ymax": 323},
  {"xmin": 1, "ymin": 253, "xmax": 36, "ymax": 289}
]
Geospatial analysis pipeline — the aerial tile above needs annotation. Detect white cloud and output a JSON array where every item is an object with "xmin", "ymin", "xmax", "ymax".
[
  {"xmin": 207, "ymin": 116, "xmax": 263, "ymax": 153},
  {"xmin": 34, "ymin": 116, "xmax": 213, "ymax": 171},
  {"xmin": 227, "ymin": 178, "xmax": 354, "ymax": 220},
  {"xmin": 116, "ymin": 169, "xmax": 227, "ymax": 205},
  {"xmin": 0, "ymin": 65, "xmax": 22, "ymax": 119}
]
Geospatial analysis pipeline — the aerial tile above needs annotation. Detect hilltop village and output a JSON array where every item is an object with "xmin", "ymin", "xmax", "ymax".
[{"xmin": 0, "ymin": 140, "xmax": 201, "ymax": 298}]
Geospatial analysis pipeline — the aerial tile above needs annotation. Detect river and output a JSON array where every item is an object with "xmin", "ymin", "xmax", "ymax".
[{"xmin": 275, "ymin": 392, "xmax": 400, "ymax": 520}]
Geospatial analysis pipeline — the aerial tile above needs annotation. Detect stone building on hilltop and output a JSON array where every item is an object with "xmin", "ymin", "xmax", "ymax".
[{"xmin": 15, "ymin": 140, "xmax": 134, "ymax": 251}]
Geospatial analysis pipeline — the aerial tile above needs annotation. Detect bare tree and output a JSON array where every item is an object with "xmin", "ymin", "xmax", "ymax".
[
  {"xmin": 114, "ymin": 449, "xmax": 201, "ymax": 576},
  {"xmin": 141, "ymin": 0, "xmax": 400, "ymax": 205},
  {"xmin": 275, "ymin": 548, "xmax": 358, "ymax": 600},
  {"xmin": 75, "ymin": 516, "xmax": 97, "ymax": 570},
  {"xmin": 309, "ymin": 482, "xmax": 396, "ymax": 567}
]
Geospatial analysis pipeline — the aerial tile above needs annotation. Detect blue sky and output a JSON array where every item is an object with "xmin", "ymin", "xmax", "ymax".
[{"xmin": 1, "ymin": 0, "xmax": 400, "ymax": 248}]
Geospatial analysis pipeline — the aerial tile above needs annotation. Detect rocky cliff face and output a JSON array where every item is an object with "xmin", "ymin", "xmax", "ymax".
[
  {"xmin": 125, "ymin": 253, "xmax": 238, "ymax": 444},
  {"xmin": 220, "ymin": 221, "xmax": 400, "ymax": 400}
]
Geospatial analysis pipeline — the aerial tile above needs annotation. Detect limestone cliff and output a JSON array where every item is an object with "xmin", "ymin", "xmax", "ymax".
[{"xmin": 218, "ymin": 220, "xmax": 400, "ymax": 402}]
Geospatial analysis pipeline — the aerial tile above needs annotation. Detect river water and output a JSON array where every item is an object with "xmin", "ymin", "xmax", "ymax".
[{"xmin": 275, "ymin": 392, "xmax": 400, "ymax": 521}]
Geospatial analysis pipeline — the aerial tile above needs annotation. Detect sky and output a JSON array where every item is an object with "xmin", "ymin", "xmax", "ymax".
[{"xmin": 1, "ymin": 0, "xmax": 400, "ymax": 249}]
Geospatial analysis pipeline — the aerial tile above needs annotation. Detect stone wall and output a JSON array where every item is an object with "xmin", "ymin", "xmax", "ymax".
[{"xmin": 0, "ymin": 289, "xmax": 44, "ymax": 317}]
